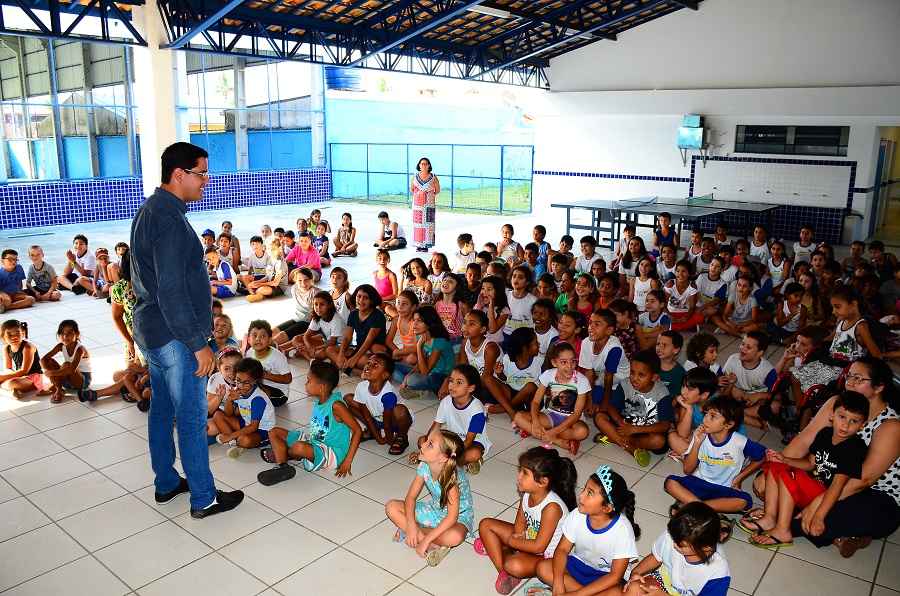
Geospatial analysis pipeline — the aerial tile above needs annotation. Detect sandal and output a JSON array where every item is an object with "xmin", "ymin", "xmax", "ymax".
[
  {"xmin": 392, "ymin": 528, "xmax": 406, "ymax": 543},
  {"xmin": 259, "ymin": 448, "xmax": 277, "ymax": 464},
  {"xmin": 593, "ymin": 433, "xmax": 611, "ymax": 445},
  {"xmin": 50, "ymin": 389, "xmax": 64, "ymax": 404},
  {"xmin": 567, "ymin": 439, "xmax": 581, "ymax": 456},
  {"xmin": 749, "ymin": 532, "xmax": 793, "ymax": 549},
  {"xmin": 495, "ymin": 570, "xmax": 522, "ymax": 595},
  {"xmin": 669, "ymin": 502, "xmax": 681, "ymax": 518},
  {"xmin": 257, "ymin": 463, "xmax": 296, "ymax": 486},
  {"xmin": 718, "ymin": 515, "xmax": 735, "ymax": 544},
  {"xmin": 834, "ymin": 536, "xmax": 872, "ymax": 558},
  {"xmin": 359, "ymin": 429, "xmax": 374, "ymax": 443},
  {"xmin": 120, "ymin": 386, "xmax": 138, "ymax": 403},
  {"xmin": 388, "ymin": 434, "xmax": 409, "ymax": 456},
  {"xmin": 738, "ymin": 517, "xmax": 769, "ymax": 534},
  {"xmin": 425, "ymin": 545, "xmax": 450, "ymax": 567},
  {"xmin": 744, "ymin": 507, "xmax": 765, "ymax": 520}
]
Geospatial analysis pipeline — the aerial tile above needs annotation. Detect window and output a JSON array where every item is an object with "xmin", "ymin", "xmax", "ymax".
[{"xmin": 734, "ymin": 125, "xmax": 849, "ymax": 157}]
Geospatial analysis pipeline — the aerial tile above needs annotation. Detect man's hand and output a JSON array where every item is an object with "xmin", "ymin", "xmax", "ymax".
[{"xmin": 194, "ymin": 346, "xmax": 215, "ymax": 377}]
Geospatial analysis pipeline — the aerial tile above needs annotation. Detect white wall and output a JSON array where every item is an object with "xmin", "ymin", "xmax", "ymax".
[
  {"xmin": 533, "ymin": 0, "xmax": 900, "ymax": 240},
  {"xmin": 549, "ymin": 0, "xmax": 900, "ymax": 92}
]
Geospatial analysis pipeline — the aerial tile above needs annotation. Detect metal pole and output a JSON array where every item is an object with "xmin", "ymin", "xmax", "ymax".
[
  {"xmin": 123, "ymin": 46, "xmax": 139, "ymax": 176},
  {"xmin": 450, "ymin": 144, "xmax": 455, "ymax": 209},
  {"xmin": 365, "ymin": 142, "xmax": 369, "ymax": 201},
  {"xmin": 499, "ymin": 144, "xmax": 504, "ymax": 214},
  {"xmin": 46, "ymin": 40, "xmax": 67, "ymax": 179}
]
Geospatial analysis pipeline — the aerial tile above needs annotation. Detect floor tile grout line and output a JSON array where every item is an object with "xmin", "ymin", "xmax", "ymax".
[
  {"xmin": 749, "ymin": 549, "xmax": 777, "ymax": 596},
  {"xmin": 777, "ymin": 540, "xmax": 888, "ymax": 584}
]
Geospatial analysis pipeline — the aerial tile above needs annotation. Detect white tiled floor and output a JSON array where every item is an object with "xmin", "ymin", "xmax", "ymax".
[{"xmin": 0, "ymin": 202, "xmax": 897, "ymax": 595}]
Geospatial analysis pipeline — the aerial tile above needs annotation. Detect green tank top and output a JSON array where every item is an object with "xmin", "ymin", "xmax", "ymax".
[{"xmin": 309, "ymin": 390, "xmax": 351, "ymax": 464}]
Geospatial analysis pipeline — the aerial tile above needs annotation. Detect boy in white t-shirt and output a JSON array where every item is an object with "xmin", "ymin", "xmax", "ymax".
[
  {"xmin": 720, "ymin": 331, "xmax": 777, "ymax": 429},
  {"xmin": 345, "ymin": 353, "xmax": 413, "ymax": 456},
  {"xmin": 575, "ymin": 236, "xmax": 603, "ymax": 275},
  {"xmin": 578, "ymin": 309, "xmax": 629, "ymax": 413},
  {"xmin": 665, "ymin": 395, "xmax": 765, "ymax": 536},
  {"xmin": 206, "ymin": 247, "xmax": 238, "ymax": 299},
  {"xmin": 239, "ymin": 235, "xmax": 272, "ymax": 288},
  {"xmin": 453, "ymin": 233, "xmax": 477, "ymax": 274},
  {"xmin": 208, "ymin": 357, "xmax": 276, "ymax": 459},
  {"xmin": 57, "ymin": 234, "xmax": 96, "ymax": 295},
  {"xmin": 245, "ymin": 320, "xmax": 292, "ymax": 407}
]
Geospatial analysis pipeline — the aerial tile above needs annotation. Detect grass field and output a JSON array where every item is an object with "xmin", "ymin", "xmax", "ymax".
[{"xmin": 332, "ymin": 181, "xmax": 532, "ymax": 214}]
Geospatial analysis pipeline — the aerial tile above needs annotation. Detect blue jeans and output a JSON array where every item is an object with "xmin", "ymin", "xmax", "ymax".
[
  {"xmin": 393, "ymin": 363, "xmax": 446, "ymax": 392},
  {"xmin": 142, "ymin": 339, "xmax": 216, "ymax": 510}
]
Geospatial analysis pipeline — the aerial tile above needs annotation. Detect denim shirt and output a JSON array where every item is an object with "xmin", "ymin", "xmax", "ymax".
[{"xmin": 130, "ymin": 187, "xmax": 212, "ymax": 352}]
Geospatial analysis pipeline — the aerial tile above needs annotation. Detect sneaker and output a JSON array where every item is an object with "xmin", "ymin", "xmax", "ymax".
[
  {"xmin": 190, "ymin": 489, "xmax": 245, "ymax": 519},
  {"xmin": 77, "ymin": 388, "xmax": 98, "ymax": 402},
  {"xmin": 155, "ymin": 477, "xmax": 190, "ymax": 504},
  {"xmin": 227, "ymin": 446, "xmax": 245, "ymax": 459},
  {"xmin": 633, "ymin": 448, "xmax": 651, "ymax": 468},
  {"xmin": 71, "ymin": 285, "xmax": 86, "ymax": 295},
  {"xmin": 465, "ymin": 458, "xmax": 482, "ymax": 475},
  {"xmin": 137, "ymin": 399, "xmax": 151, "ymax": 413},
  {"xmin": 216, "ymin": 434, "xmax": 236, "ymax": 446}
]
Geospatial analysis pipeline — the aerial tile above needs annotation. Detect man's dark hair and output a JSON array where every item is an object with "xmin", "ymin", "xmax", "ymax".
[{"xmin": 161, "ymin": 142, "xmax": 208, "ymax": 184}]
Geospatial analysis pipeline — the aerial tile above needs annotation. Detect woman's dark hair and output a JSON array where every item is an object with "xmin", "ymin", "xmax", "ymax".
[
  {"xmin": 830, "ymin": 285, "xmax": 861, "ymax": 307},
  {"xmin": 506, "ymin": 327, "xmax": 537, "ymax": 361},
  {"xmin": 354, "ymin": 284, "xmax": 383, "ymax": 309},
  {"xmin": 452, "ymin": 363, "xmax": 482, "ymax": 393},
  {"xmin": 341, "ymin": 212, "xmax": 353, "ymax": 228},
  {"xmin": 415, "ymin": 305, "xmax": 449, "ymax": 340},
  {"xmin": 854, "ymin": 356, "xmax": 899, "ymax": 410},
  {"xmin": 686, "ymin": 333, "xmax": 719, "ymax": 365},
  {"xmin": 311, "ymin": 290, "xmax": 336, "ymax": 322},
  {"xmin": 674, "ymin": 258, "xmax": 695, "ymax": 276},
  {"xmin": 621, "ymin": 236, "xmax": 648, "ymax": 270},
  {"xmin": 558, "ymin": 310, "xmax": 586, "ymax": 341},
  {"xmin": 588, "ymin": 468, "xmax": 641, "ymax": 540},
  {"xmin": 518, "ymin": 446, "xmax": 578, "ymax": 511},
  {"xmin": 0, "ymin": 319, "xmax": 24, "ymax": 336},
  {"xmin": 532, "ymin": 298, "xmax": 558, "ymax": 326},
  {"xmin": 161, "ymin": 142, "xmax": 208, "ymax": 183},
  {"xmin": 668, "ymin": 502, "xmax": 720, "ymax": 564},
  {"xmin": 416, "ymin": 156, "xmax": 432, "ymax": 173},
  {"xmin": 120, "ymin": 248, "xmax": 131, "ymax": 283},
  {"xmin": 430, "ymin": 252, "xmax": 451, "ymax": 274},
  {"xmin": 481, "ymin": 275, "xmax": 509, "ymax": 313},
  {"xmin": 235, "ymin": 357, "xmax": 265, "ymax": 381},
  {"xmin": 56, "ymin": 319, "xmax": 79, "ymax": 336}
]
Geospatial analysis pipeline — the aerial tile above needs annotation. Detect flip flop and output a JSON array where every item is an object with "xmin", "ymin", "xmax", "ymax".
[
  {"xmin": 593, "ymin": 433, "xmax": 611, "ymax": 445},
  {"xmin": 257, "ymin": 464, "xmax": 296, "ymax": 486},
  {"xmin": 473, "ymin": 537, "xmax": 488, "ymax": 556},
  {"xmin": 633, "ymin": 448, "xmax": 651, "ymax": 468},
  {"xmin": 719, "ymin": 515, "xmax": 735, "ymax": 544},
  {"xmin": 750, "ymin": 532, "xmax": 793, "ymax": 549},
  {"xmin": 744, "ymin": 507, "xmax": 765, "ymax": 520},
  {"xmin": 392, "ymin": 528, "xmax": 406, "ymax": 543},
  {"xmin": 738, "ymin": 517, "xmax": 769, "ymax": 534}
]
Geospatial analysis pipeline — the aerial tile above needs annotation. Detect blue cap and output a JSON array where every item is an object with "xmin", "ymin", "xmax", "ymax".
[{"xmin": 201, "ymin": 229, "xmax": 215, "ymax": 237}]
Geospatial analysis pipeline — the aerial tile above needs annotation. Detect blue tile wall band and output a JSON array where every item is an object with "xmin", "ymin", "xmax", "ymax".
[
  {"xmin": 0, "ymin": 168, "xmax": 332, "ymax": 231},
  {"xmin": 535, "ymin": 155, "xmax": 857, "ymax": 244},
  {"xmin": 533, "ymin": 170, "xmax": 690, "ymax": 183}
]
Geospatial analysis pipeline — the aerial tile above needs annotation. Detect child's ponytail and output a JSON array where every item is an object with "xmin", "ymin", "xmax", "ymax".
[
  {"xmin": 591, "ymin": 466, "xmax": 641, "ymax": 540},
  {"xmin": 436, "ymin": 430, "xmax": 464, "ymax": 509},
  {"xmin": 518, "ymin": 446, "xmax": 578, "ymax": 511}
]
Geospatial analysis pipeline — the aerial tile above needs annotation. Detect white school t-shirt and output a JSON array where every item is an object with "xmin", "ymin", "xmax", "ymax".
[
  {"xmin": 308, "ymin": 313, "xmax": 347, "ymax": 342},
  {"xmin": 505, "ymin": 290, "xmax": 537, "ymax": 334},
  {"xmin": 561, "ymin": 511, "xmax": 638, "ymax": 573},
  {"xmin": 501, "ymin": 354, "xmax": 543, "ymax": 391},
  {"xmin": 575, "ymin": 253, "xmax": 602, "ymax": 275},
  {"xmin": 233, "ymin": 386, "xmax": 276, "ymax": 432},
  {"xmin": 651, "ymin": 531, "xmax": 731, "ymax": 596},
  {"xmin": 536, "ymin": 327, "xmax": 559, "ymax": 360},
  {"xmin": 686, "ymin": 430, "xmax": 766, "ymax": 486},
  {"xmin": 578, "ymin": 336, "xmax": 630, "ymax": 389},
  {"xmin": 246, "ymin": 347, "xmax": 291, "ymax": 396},
  {"xmin": 245, "ymin": 251, "xmax": 272, "ymax": 276},
  {"xmin": 206, "ymin": 371, "xmax": 234, "ymax": 395},
  {"xmin": 352, "ymin": 379, "xmax": 410, "ymax": 422},
  {"xmin": 435, "ymin": 395, "xmax": 492, "ymax": 455},
  {"xmin": 722, "ymin": 353, "xmax": 777, "ymax": 394},
  {"xmin": 74, "ymin": 250, "xmax": 97, "ymax": 276}
]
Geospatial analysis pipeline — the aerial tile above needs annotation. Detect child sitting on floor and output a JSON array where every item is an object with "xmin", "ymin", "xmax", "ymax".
[
  {"xmin": 40, "ymin": 319, "xmax": 91, "ymax": 403},
  {"xmin": 209, "ymin": 357, "xmax": 276, "ymax": 459},
  {"xmin": 386, "ymin": 427, "xmax": 474, "ymax": 567},
  {"xmin": 345, "ymin": 353, "xmax": 414, "ymax": 456},
  {"xmin": 1, "ymin": 320, "xmax": 51, "ymax": 398},
  {"xmin": 244, "ymin": 320, "xmax": 292, "ymax": 407},
  {"xmin": 744, "ymin": 390, "xmax": 868, "ymax": 549},
  {"xmin": 205, "ymin": 246, "xmax": 238, "ymax": 299},
  {"xmin": 257, "ymin": 360, "xmax": 361, "ymax": 485},
  {"xmin": 665, "ymin": 396, "xmax": 765, "ymax": 542},
  {"xmin": 668, "ymin": 367, "xmax": 720, "ymax": 458}
]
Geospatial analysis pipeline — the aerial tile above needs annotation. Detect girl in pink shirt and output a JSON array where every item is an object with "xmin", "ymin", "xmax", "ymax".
[{"xmin": 286, "ymin": 232, "xmax": 322, "ymax": 282}]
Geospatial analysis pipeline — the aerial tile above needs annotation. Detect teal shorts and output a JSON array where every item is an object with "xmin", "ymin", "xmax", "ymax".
[{"xmin": 286, "ymin": 430, "xmax": 339, "ymax": 471}]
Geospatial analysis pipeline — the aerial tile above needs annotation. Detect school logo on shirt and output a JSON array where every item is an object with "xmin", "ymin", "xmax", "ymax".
[{"xmin": 699, "ymin": 449, "xmax": 736, "ymax": 467}]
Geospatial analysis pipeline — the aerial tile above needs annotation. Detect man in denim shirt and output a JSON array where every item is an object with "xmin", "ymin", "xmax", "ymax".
[{"xmin": 130, "ymin": 142, "xmax": 243, "ymax": 518}]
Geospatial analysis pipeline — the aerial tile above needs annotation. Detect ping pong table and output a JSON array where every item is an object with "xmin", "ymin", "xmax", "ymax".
[{"xmin": 550, "ymin": 196, "xmax": 780, "ymax": 250}]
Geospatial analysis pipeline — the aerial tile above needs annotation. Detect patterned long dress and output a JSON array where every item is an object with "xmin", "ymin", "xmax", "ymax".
[{"xmin": 411, "ymin": 173, "xmax": 438, "ymax": 250}]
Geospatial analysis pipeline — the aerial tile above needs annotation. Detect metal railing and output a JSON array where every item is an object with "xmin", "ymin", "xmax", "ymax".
[{"xmin": 329, "ymin": 142, "xmax": 533, "ymax": 214}]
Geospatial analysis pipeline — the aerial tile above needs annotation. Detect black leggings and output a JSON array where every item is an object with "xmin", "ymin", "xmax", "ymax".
[{"xmin": 791, "ymin": 488, "xmax": 900, "ymax": 547}]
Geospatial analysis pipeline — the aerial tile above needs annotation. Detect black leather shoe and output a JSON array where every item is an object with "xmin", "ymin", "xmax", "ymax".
[
  {"xmin": 190, "ymin": 489, "xmax": 245, "ymax": 519},
  {"xmin": 155, "ymin": 477, "xmax": 189, "ymax": 504}
]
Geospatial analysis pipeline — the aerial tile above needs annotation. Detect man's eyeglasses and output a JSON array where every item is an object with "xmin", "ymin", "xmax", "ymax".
[{"xmin": 184, "ymin": 169, "xmax": 210, "ymax": 179}]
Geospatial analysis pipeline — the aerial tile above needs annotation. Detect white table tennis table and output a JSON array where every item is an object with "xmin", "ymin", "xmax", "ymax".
[{"xmin": 550, "ymin": 196, "xmax": 780, "ymax": 250}]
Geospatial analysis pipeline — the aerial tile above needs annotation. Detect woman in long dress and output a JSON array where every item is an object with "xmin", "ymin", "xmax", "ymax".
[{"xmin": 411, "ymin": 157, "xmax": 440, "ymax": 252}]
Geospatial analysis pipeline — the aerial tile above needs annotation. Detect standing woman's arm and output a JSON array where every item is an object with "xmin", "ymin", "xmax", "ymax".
[{"xmin": 433, "ymin": 175, "xmax": 440, "ymax": 195}]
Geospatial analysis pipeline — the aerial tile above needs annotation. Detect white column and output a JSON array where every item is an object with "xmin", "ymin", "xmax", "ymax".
[
  {"xmin": 310, "ymin": 64, "xmax": 326, "ymax": 167},
  {"xmin": 131, "ymin": 0, "xmax": 181, "ymax": 196}
]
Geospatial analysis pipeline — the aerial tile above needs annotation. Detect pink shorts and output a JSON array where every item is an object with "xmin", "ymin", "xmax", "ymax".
[{"xmin": 27, "ymin": 373, "xmax": 46, "ymax": 391}]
